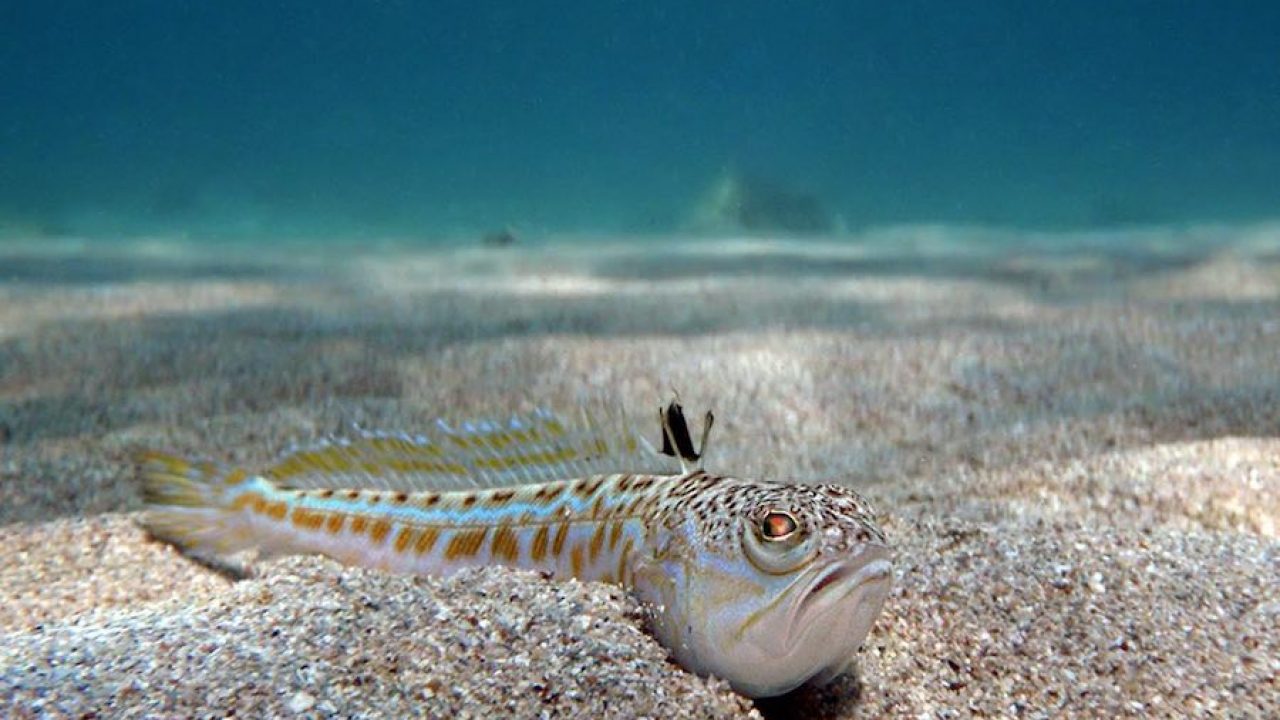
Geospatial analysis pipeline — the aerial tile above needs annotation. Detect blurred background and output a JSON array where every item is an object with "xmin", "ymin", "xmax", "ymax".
[{"xmin": 2, "ymin": 1, "xmax": 1278, "ymax": 242}]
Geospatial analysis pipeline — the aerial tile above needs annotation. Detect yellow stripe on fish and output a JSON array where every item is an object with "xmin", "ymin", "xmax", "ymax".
[{"xmin": 137, "ymin": 401, "xmax": 893, "ymax": 699}]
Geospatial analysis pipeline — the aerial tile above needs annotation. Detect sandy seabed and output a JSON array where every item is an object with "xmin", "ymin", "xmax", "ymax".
[{"xmin": 0, "ymin": 226, "xmax": 1277, "ymax": 719}]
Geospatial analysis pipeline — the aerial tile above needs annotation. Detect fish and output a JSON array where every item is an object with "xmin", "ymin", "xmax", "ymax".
[{"xmin": 138, "ymin": 399, "xmax": 893, "ymax": 699}]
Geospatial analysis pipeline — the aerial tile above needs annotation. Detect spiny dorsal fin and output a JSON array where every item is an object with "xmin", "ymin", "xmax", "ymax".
[
  {"xmin": 657, "ymin": 398, "xmax": 715, "ymax": 471},
  {"xmin": 264, "ymin": 403, "xmax": 682, "ymax": 491}
]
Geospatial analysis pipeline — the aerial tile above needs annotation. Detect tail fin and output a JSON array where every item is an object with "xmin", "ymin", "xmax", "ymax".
[{"xmin": 137, "ymin": 449, "xmax": 261, "ymax": 557}]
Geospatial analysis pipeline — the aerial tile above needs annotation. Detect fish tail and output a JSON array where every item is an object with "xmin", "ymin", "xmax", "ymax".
[{"xmin": 137, "ymin": 449, "xmax": 271, "ymax": 557}]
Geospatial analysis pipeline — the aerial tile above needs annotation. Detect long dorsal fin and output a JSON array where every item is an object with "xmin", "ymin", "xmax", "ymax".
[{"xmin": 263, "ymin": 403, "xmax": 681, "ymax": 491}]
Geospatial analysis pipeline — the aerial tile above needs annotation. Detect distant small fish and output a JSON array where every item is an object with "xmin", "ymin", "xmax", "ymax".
[{"xmin": 139, "ymin": 399, "xmax": 892, "ymax": 698}]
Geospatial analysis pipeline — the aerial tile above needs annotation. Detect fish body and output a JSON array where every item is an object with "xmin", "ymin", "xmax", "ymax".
[{"xmin": 140, "ymin": 403, "xmax": 892, "ymax": 698}]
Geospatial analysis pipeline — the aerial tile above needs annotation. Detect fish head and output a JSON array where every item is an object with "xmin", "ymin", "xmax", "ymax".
[{"xmin": 634, "ymin": 480, "xmax": 892, "ymax": 698}]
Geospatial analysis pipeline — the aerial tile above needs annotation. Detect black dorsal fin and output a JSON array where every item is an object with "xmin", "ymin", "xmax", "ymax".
[{"xmin": 658, "ymin": 398, "xmax": 714, "ymax": 466}]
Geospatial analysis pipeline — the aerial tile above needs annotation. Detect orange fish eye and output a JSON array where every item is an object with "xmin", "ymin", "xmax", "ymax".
[{"xmin": 760, "ymin": 511, "xmax": 798, "ymax": 541}]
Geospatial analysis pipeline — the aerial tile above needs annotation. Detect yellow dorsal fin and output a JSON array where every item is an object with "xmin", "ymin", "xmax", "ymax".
[{"xmin": 264, "ymin": 403, "xmax": 679, "ymax": 491}]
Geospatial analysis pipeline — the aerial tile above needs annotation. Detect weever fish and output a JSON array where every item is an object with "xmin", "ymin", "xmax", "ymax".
[{"xmin": 139, "ymin": 400, "xmax": 892, "ymax": 698}]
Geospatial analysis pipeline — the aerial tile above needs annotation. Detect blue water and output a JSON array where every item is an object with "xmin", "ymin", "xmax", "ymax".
[{"xmin": 2, "ymin": 1, "xmax": 1278, "ymax": 240}]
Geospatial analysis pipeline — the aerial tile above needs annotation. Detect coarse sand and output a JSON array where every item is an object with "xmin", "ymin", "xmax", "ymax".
[{"xmin": 1, "ymin": 227, "xmax": 1278, "ymax": 718}]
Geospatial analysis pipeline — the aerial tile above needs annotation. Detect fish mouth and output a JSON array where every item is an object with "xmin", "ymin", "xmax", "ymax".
[
  {"xmin": 797, "ymin": 547, "xmax": 893, "ymax": 618},
  {"xmin": 771, "ymin": 546, "xmax": 893, "ymax": 681}
]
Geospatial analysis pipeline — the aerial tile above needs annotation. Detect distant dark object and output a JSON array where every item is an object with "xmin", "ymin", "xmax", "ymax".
[
  {"xmin": 692, "ymin": 171, "xmax": 836, "ymax": 235},
  {"xmin": 482, "ymin": 227, "xmax": 518, "ymax": 247},
  {"xmin": 0, "ymin": 422, "xmax": 10, "ymax": 444}
]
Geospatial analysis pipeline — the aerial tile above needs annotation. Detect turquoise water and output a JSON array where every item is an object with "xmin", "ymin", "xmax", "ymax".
[{"xmin": 2, "ymin": 2, "xmax": 1278, "ymax": 240}]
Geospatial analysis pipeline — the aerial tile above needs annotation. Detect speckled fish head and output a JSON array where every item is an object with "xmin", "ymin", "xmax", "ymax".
[{"xmin": 634, "ymin": 479, "xmax": 893, "ymax": 699}]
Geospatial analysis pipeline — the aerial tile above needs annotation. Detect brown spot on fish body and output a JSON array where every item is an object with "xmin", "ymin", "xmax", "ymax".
[
  {"xmin": 394, "ymin": 527, "xmax": 416, "ymax": 553},
  {"xmin": 316, "ymin": 488, "xmax": 334, "ymax": 499},
  {"xmin": 367, "ymin": 493, "xmax": 382, "ymax": 505},
  {"xmin": 325, "ymin": 513, "xmax": 345, "ymax": 534},
  {"xmin": 266, "ymin": 501, "xmax": 289, "ymax": 521},
  {"xmin": 608, "ymin": 521, "xmax": 623, "ymax": 551},
  {"xmin": 308, "ymin": 510, "xmax": 330, "ymax": 530},
  {"xmin": 591, "ymin": 495, "xmax": 606, "ymax": 519},
  {"xmin": 535, "ymin": 483, "xmax": 566, "ymax": 504},
  {"xmin": 625, "ymin": 495, "xmax": 645, "ymax": 516},
  {"xmin": 370, "ymin": 519, "xmax": 393, "ymax": 544},
  {"xmin": 392, "ymin": 492, "xmax": 409, "ymax": 504},
  {"xmin": 462, "ymin": 494, "xmax": 478, "ymax": 509},
  {"xmin": 414, "ymin": 526, "xmax": 440, "ymax": 554},
  {"xmin": 668, "ymin": 473, "xmax": 706, "ymax": 498},
  {"xmin": 615, "ymin": 474, "xmax": 633, "ymax": 492},
  {"xmin": 223, "ymin": 468, "xmax": 248, "ymax": 486},
  {"xmin": 290, "ymin": 507, "xmax": 323, "ymax": 530},
  {"xmin": 490, "ymin": 526, "xmax": 520, "ymax": 562},
  {"xmin": 489, "ymin": 490, "xmax": 516, "ymax": 506},
  {"xmin": 351, "ymin": 516, "xmax": 369, "ymax": 535},
  {"xmin": 419, "ymin": 493, "xmax": 441, "ymax": 507},
  {"xmin": 574, "ymin": 476, "xmax": 607, "ymax": 501},
  {"xmin": 229, "ymin": 492, "xmax": 261, "ymax": 513},
  {"xmin": 552, "ymin": 521, "xmax": 570, "ymax": 557},
  {"xmin": 644, "ymin": 494, "xmax": 664, "ymax": 515},
  {"xmin": 614, "ymin": 498, "xmax": 634, "ymax": 518},
  {"xmin": 530, "ymin": 525, "xmax": 550, "ymax": 562},
  {"xmin": 617, "ymin": 538, "xmax": 634, "ymax": 586},
  {"xmin": 445, "ymin": 527, "xmax": 489, "ymax": 560},
  {"xmin": 570, "ymin": 543, "xmax": 584, "ymax": 577},
  {"xmin": 589, "ymin": 523, "xmax": 606, "ymax": 562}
]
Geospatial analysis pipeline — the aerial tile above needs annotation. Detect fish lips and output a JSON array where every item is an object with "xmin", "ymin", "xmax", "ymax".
[{"xmin": 791, "ymin": 545, "xmax": 893, "ymax": 645}]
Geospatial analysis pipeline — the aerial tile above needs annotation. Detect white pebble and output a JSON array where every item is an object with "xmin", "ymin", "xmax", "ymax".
[{"xmin": 287, "ymin": 690, "xmax": 316, "ymax": 713}]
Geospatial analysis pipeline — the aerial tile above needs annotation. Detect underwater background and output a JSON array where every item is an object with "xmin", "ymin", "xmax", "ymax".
[
  {"xmin": 3, "ymin": 1, "xmax": 1278, "ymax": 241},
  {"xmin": 4, "ymin": 4, "xmax": 1280, "ymax": 718}
]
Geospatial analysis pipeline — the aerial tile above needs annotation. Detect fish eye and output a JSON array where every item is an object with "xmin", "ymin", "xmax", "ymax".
[
  {"xmin": 760, "ymin": 511, "xmax": 798, "ymax": 541},
  {"xmin": 743, "ymin": 509, "xmax": 815, "ymax": 574}
]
